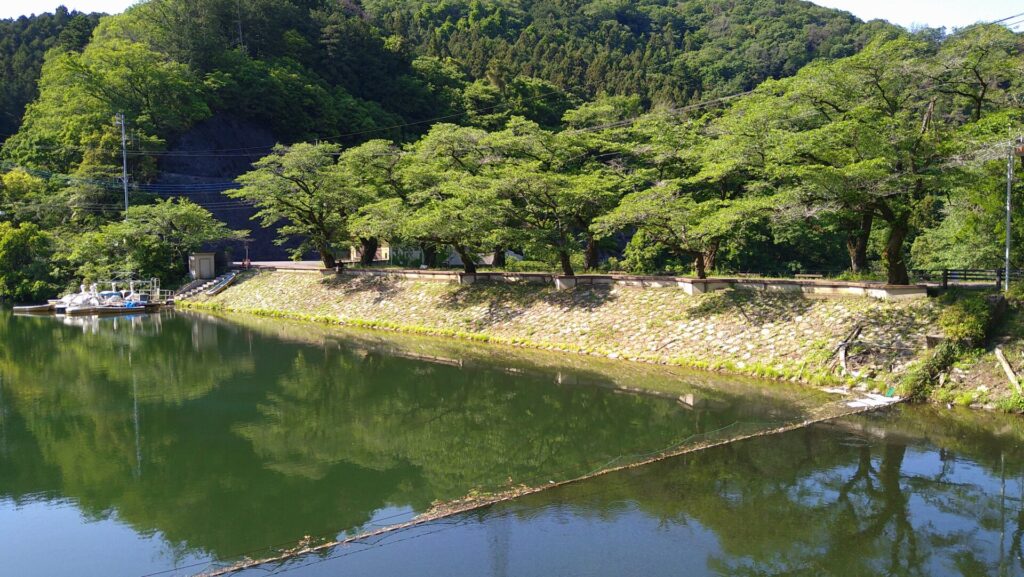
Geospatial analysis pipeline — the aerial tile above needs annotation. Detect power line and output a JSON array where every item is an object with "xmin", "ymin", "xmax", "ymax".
[
  {"xmin": 126, "ymin": 150, "xmax": 272, "ymax": 158},
  {"xmin": 310, "ymin": 88, "xmax": 573, "ymax": 144},
  {"xmin": 137, "ymin": 184, "xmax": 240, "ymax": 192},
  {"xmin": 0, "ymin": 161, "xmax": 249, "ymax": 193},
  {"xmin": 566, "ymin": 90, "xmax": 755, "ymax": 134},
  {"xmin": 117, "ymin": 86, "xmax": 574, "ymax": 156},
  {"xmin": 5, "ymin": 86, "xmax": 748, "ymax": 164},
  {"xmin": 991, "ymin": 11, "xmax": 1024, "ymax": 24}
]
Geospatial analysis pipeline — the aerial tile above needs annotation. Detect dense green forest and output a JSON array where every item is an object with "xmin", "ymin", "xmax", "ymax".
[
  {"xmin": 363, "ymin": 0, "xmax": 892, "ymax": 104},
  {"xmin": 0, "ymin": 0, "xmax": 1020, "ymax": 301},
  {"xmin": 0, "ymin": 7, "xmax": 101, "ymax": 140},
  {"xmin": 233, "ymin": 24, "xmax": 1024, "ymax": 285}
]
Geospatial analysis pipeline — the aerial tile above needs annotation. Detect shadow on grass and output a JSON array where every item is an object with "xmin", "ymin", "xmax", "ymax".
[
  {"xmin": 684, "ymin": 290, "xmax": 816, "ymax": 327},
  {"xmin": 434, "ymin": 282, "xmax": 620, "ymax": 331},
  {"xmin": 319, "ymin": 274, "xmax": 404, "ymax": 305}
]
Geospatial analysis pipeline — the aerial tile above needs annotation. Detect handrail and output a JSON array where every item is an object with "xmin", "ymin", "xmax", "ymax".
[{"xmin": 205, "ymin": 272, "xmax": 238, "ymax": 296}]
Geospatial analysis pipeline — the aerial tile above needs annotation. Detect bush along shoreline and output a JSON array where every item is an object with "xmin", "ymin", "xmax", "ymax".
[
  {"xmin": 906, "ymin": 291, "xmax": 1024, "ymax": 412},
  {"xmin": 179, "ymin": 270, "xmax": 1013, "ymax": 402}
]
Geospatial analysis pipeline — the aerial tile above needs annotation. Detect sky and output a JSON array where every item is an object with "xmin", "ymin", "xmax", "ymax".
[
  {"xmin": 2, "ymin": 1, "xmax": 138, "ymax": 20},
  {"xmin": 0, "ymin": 0, "xmax": 1022, "ymax": 30},
  {"xmin": 811, "ymin": 0, "xmax": 1023, "ymax": 30}
]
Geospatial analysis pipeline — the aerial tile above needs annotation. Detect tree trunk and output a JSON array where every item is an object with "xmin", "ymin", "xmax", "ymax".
[
  {"xmin": 318, "ymin": 248, "xmax": 336, "ymax": 269},
  {"xmin": 845, "ymin": 212, "xmax": 873, "ymax": 273},
  {"xmin": 359, "ymin": 237, "xmax": 379, "ymax": 266},
  {"xmin": 492, "ymin": 247, "xmax": 506, "ymax": 268},
  {"xmin": 453, "ymin": 245, "xmax": 477, "ymax": 274},
  {"xmin": 421, "ymin": 243, "xmax": 437, "ymax": 268},
  {"xmin": 702, "ymin": 242, "xmax": 719, "ymax": 274},
  {"xmin": 584, "ymin": 232, "xmax": 599, "ymax": 271},
  {"xmin": 883, "ymin": 221, "xmax": 910, "ymax": 285},
  {"xmin": 694, "ymin": 253, "xmax": 707, "ymax": 279},
  {"xmin": 558, "ymin": 250, "xmax": 574, "ymax": 276}
]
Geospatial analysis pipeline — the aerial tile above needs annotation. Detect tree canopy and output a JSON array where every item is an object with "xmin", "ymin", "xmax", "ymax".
[{"xmin": 0, "ymin": 1, "xmax": 1021, "ymax": 293}]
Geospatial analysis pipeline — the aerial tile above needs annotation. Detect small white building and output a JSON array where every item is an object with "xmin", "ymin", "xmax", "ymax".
[
  {"xmin": 189, "ymin": 253, "xmax": 216, "ymax": 280},
  {"xmin": 348, "ymin": 244, "xmax": 391, "ymax": 263}
]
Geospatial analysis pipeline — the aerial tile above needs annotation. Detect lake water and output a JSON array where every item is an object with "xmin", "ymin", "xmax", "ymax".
[
  {"xmin": 0, "ymin": 310, "xmax": 821, "ymax": 577},
  {"xmin": 239, "ymin": 406, "xmax": 1024, "ymax": 577},
  {"xmin": 0, "ymin": 310, "xmax": 1020, "ymax": 577}
]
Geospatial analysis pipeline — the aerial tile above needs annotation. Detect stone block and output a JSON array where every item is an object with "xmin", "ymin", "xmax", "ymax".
[{"xmin": 554, "ymin": 276, "xmax": 577, "ymax": 290}]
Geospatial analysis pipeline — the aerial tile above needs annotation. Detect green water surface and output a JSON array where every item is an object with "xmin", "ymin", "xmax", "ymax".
[
  {"xmin": 237, "ymin": 406, "xmax": 1024, "ymax": 577},
  {"xmin": 0, "ymin": 310, "xmax": 819, "ymax": 577}
]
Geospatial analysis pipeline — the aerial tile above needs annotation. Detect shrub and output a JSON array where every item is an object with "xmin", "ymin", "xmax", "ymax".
[
  {"xmin": 600, "ymin": 256, "xmax": 621, "ymax": 273},
  {"xmin": 833, "ymin": 269, "xmax": 886, "ymax": 282},
  {"xmin": 901, "ymin": 295, "xmax": 994, "ymax": 401},
  {"xmin": 997, "ymin": 394, "xmax": 1024, "ymax": 412},
  {"xmin": 504, "ymin": 260, "xmax": 552, "ymax": 272},
  {"xmin": 939, "ymin": 296, "xmax": 991, "ymax": 345},
  {"xmin": 898, "ymin": 340, "xmax": 963, "ymax": 401},
  {"xmin": 1006, "ymin": 283, "xmax": 1024, "ymax": 302}
]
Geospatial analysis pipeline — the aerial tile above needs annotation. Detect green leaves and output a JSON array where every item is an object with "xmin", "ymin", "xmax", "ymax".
[
  {"xmin": 3, "ymin": 3, "xmax": 1022, "ymax": 288},
  {"xmin": 2, "ymin": 36, "xmax": 207, "ymax": 174},
  {"xmin": 68, "ymin": 199, "xmax": 244, "ymax": 285},
  {"xmin": 231, "ymin": 143, "xmax": 348, "ymax": 265},
  {"xmin": 0, "ymin": 8, "xmax": 102, "ymax": 140},
  {"xmin": 0, "ymin": 221, "xmax": 57, "ymax": 302}
]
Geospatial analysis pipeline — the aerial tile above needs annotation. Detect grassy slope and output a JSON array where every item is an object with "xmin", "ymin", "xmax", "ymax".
[
  {"xmin": 183, "ymin": 270, "xmax": 941, "ymax": 391},
  {"xmin": 937, "ymin": 297, "xmax": 1024, "ymax": 410}
]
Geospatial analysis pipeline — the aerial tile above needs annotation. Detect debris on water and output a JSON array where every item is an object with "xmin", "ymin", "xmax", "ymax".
[
  {"xmin": 845, "ymin": 393, "xmax": 900, "ymax": 409},
  {"xmin": 821, "ymin": 387, "xmax": 852, "ymax": 396},
  {"xmin": 198, "ymin": 399, "xmax": 894, "ymax": 577}
]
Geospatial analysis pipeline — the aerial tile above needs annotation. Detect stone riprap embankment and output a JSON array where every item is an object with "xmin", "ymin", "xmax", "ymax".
[{"xmin": 185, "ymin": 270, "xmax": 941, "ymax": 388}]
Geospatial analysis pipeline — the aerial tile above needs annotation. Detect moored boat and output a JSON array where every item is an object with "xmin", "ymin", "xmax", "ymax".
[
  {"xmin": 65, "ymin": 305, "xmax": 148, "ymax": 317},
  {"xmin": 16, "ymin": 278, "xmax": 169, "ymax": 317},
  {"xmin": 12, "ymin": 303, "xmax": 55, "ymax": 314}
]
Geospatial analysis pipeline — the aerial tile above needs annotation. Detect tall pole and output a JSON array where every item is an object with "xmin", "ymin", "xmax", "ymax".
[
  {"xmin": 1007, "ymin": 143, "xmax": 1013, "ymax": 292},
  {"xmin": 235, "ymin": 0, "xmax": 245, "ymax": 51},
  {"xmin": 117, "ymin": 112, "xmax": 129, "ymax": 219}
]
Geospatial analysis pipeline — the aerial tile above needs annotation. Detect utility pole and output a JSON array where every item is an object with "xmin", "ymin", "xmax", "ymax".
[
  {"xmin": 235, "ymin": 0, "xmax": 245, "ymax": 52},
  {"xmin": 1008, "ymin": 135, "xmax": 1024, "ymax": 292},
  {"xmin": 116, "ymin": 112, "xmax": 129, "ymax": 219}
]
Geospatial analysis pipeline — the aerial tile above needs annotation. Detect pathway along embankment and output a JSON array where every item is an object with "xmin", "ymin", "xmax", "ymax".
[{"xmin": 182, "ymin": 269, "xmax": 942, "ymax": 392}]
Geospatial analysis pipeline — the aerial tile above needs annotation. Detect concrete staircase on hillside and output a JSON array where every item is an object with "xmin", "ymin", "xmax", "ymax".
[{"xmin": 175, "ymin": 272, "xmax": 236, "ymax": 300}]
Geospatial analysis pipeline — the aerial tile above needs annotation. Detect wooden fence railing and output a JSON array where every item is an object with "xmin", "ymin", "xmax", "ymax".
[
  {"xmin": 735, "ymin": 269, "xmax": 1024, "ymax": 288},
  {"xmin": 912, "ymin": 269, "xmax": 1024, "ymax": 288}
]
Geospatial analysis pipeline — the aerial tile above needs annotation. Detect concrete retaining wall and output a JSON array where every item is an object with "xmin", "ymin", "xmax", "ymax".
[
  {"xmin": 244, "ymin": 264, "xmax": 927, "ymax": 300},
  {"xmin": 330, "ymin": 269, "xmax": 927, "ymax": 300}
]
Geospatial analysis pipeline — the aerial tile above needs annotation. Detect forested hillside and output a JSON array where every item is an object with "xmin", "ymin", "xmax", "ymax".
[
  {"xmin": 228, "ymin": 24, "xmax": 1023, "ymax": 286},
  {"xmin": 1, "ymin": 0, "xmax": 886, "ymax": 163},
  {"xmin": 364, "ymin": 0, "xmax": 893, "ymax": 105},
  {"xmin": 0, "ymin": 7, "xmax": 101, "ymax": 140},
  {"xmin": 0, "ymin": 0, "xmax": 1019, "ymax": 302}
]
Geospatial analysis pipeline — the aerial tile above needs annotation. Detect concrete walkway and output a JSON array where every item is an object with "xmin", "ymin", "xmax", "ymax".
[{"xmin": 234, "ymin": 261, "xmax": 326, "ymax": 270}]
